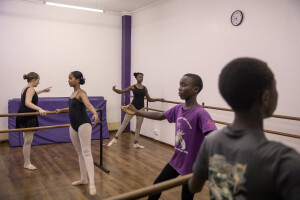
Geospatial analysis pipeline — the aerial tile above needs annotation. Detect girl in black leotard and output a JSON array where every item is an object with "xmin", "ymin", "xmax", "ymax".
[
  {"xmin": 108, "ymin": 72, "xmax": 164, "ymax": 148},
  {"xmin": 56, "ymin": 71, "xmax": 98, "ymax": 196},
  {"xmin": 16, "ymin": 72, "xmax": 51, "ymax": 170}
]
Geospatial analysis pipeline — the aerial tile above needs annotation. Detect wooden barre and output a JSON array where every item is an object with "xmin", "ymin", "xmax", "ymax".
[
  {"xmin": 0, "ymin": 109, "xmax": 102, "ymax": 118},
  {"xmin": 203, "ymin": 105, "xmax": 300, "ymax": 121},
  {"xmin": 0, "ymin": 111, "xmax": 58, "ymax": 117},
  {"xmin": 0, "ymin": 121, "xmax": 102, "ymax": 134},
  {"xmin": 131, "ymin": 96, "xmax": 300, "ymax": 121},
  {"xmin": 103, "ymin": 174, "xmax": 193, "ymax": 200},
  {"xmin": 0, "ymin": 109, "xmax": 103, "ymax": 134},
  {"xmin": 146, "ymin": 108, "xmax": 300, "ymax": 140},
  {"xmin": 0, "ymin": 124, "xmax": 70, "ymax": 133},
  {"xmin": 130, "ymin": 95, "xmax": 182, "ymax": 105},
  {"xmin": 271, "ymin": 114, "xmax": 300, "ymax": 121},
  {"xmin": 212, "ymin": 120, "xmax": 300, "ymax": 139},
  {"xmin": 146, "ymin": 108, "xmax": 164, "ymax": 112}
]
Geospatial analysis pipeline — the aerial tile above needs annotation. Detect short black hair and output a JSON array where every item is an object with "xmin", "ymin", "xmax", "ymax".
[
  {"xmin": 219, "ymin": 57, "xmax": 274, "ymax": 111},
  {"xmin": 184, "ymin": 73, "xmax": 203, "ymax": 94},
  {"xmin": 71, "ymin": 71, "xmax": 85, "ymax": 85},
  {"xmin": 133, "ymin": 72, "xmax": 143, "ymax": 78}
]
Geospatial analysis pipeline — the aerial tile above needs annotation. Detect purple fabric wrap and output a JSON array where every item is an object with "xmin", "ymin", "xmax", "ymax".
[{"xmin": 8, "ymin": 97, "xmax": 109, "ymax": 147}]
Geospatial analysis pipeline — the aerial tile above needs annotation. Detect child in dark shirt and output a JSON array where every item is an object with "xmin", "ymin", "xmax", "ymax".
[{"xmin": 189, "ymin": 57, "xmax": 300, "ymax": 200}]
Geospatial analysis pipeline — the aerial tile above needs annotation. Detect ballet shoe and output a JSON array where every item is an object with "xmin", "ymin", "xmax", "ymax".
[
  {"xmin": 24, "ymin": 164, "xmax": 37, "ymax": 170},
  {"xmin": 133, "ymin": 143, "xmax": 144, "ymax": 149},
  {"xmin": 107, "ymin": 138, "xmax": 117, "ymax": 146},
  {"xmin": 89, "ymin": 184, "xmax": 96, "ymax": 195},
  {"xmin": 72, "ymin": 179, "xmax": 89, "ymax": 186}
]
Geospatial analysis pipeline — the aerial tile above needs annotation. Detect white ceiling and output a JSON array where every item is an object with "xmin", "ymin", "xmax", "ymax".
[{"xmin": 30, "ymin": 0, "xmax": 166, "ymax": 14}]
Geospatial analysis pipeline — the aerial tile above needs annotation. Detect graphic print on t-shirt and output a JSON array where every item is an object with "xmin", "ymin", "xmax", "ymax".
[
  {"xmin": 175, "ymin": 117, "xmax": 192, "ymax": 154},
  {"xmin": 209, "ymin": 154, "xmax": 247, "ymax": 200},
  {"xmin": 176, "ymin": 130, "xmax": 186, "ymax": 150}
]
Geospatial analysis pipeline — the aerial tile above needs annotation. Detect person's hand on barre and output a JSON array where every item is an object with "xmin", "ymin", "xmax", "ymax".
[
  {"xmin": 38, "ymin": 108, "xmax": 47, "ymax": 116},
  {"xmin": 91, "ymin": 113, "xmax": 99, "ymax": 125},
  {"xmin": 55, "ymin": 108, "xmax": 69, "ymax": 114}
]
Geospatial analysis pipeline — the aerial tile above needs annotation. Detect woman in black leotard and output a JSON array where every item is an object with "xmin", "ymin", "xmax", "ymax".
[
  {"xmin": 56, "ymin": 71, "xmax": 98, "ymax": 196},
  {"xmin": 16, "ymin": 72, "xmax": 51, "ymax": 170},
  {"xmin": 108, "ymin": 72, "xmax": 164, "ymax": 148}
]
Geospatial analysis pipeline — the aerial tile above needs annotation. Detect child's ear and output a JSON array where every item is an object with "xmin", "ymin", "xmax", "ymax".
[
  {"xmin": 261, "ymin": 90, "xmax": 270, "ymax": 107},
  {"xmin": 194, "ymin": 87, "xmax": 199, "ymax": 94},
  {"xmin": 261, "ymin": 89, "xmax": 275, "ymax": 118}
]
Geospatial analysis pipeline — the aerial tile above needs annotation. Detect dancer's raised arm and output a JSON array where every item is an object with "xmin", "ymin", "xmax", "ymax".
[{"xmin": 112, "ymin": 85, "xmax": 133, "ymax": 94}]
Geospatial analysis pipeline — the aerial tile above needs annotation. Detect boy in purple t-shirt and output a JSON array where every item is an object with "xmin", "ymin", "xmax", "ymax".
[{"xmin": 122, "ymin": 73, "xmax": 217, "ymax": 200}]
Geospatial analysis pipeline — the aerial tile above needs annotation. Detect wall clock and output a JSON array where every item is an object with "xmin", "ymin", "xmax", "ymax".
[{"xmin": 231, "ymin": 10, "xmax": 243, "ymax": 26}]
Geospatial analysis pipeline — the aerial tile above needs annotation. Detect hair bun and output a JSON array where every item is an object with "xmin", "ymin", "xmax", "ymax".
[
  {"xmin": 133, "ymin": 72, "xmax": 143, "ymax": 78},
  {"xmin": 23, "ymin": 74, "xmax": 27, "ymax": 79},
  {"xmin": 80, "ymin": 77, "xmax": 86, "ymax": 85}
]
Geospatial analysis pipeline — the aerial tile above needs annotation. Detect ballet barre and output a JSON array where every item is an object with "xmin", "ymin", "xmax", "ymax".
[
  {"xmin": 131, "ymin": 96, "xmax": 300, "ymax": 121},
  {"xmin": 103, "ymin": 174, "xmax": 193, "ymax": 200},
  {"xmin": 0, "ymin": 109, "xmax": 110, "ymax": 173},
  {"xmin": 140, "ymin": 96, "xmax": 300, "ymax": 139},
  {"xmin": 146, "ymin": 107, "xmax": 300, "ymax": 140}
]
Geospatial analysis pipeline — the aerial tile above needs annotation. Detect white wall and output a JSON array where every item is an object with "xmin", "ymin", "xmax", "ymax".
[
  {"xmin": 0, "ymin": 0, "xmax": 122, "ymax": 139},
  {"xmin": 131, "ymin": 0, "xmax": 300, "ymax": 152}
]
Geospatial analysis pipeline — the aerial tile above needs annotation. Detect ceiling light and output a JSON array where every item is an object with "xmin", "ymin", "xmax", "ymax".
[{"xmin": 45, "ymin": 2, "xmax": 103, "ymax": 13}]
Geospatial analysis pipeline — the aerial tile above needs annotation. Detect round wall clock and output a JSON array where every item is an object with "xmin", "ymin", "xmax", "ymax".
[{"xmin": 231, "ymin": 10, "xmax": 243, "ymax": 26}]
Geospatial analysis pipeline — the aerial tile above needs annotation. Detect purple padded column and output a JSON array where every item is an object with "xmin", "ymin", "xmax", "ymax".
[{"xmin": 121, "ymin": 15, "xmax": 131, "ymax": 130}]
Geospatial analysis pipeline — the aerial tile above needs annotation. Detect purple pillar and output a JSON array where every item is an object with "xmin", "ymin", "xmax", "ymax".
[{"xmin": 121, "ymin": 15, "xmax": 131, "ymax": 130}]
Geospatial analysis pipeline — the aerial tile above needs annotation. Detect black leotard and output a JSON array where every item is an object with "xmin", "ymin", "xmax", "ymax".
[
  {"xmin": 131, "ymin": 85, "xmax": 146, "ymax": 110},
  {"xmin": 16, "ymin": 87, "xmax": 39, "ymax": 128},
  {"xmin": 68, "ymin": 92, "xmax": 91, "ymax": 131}
]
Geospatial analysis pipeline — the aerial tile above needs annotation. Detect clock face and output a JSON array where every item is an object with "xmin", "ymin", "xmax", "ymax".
[{"xmin": 231, "ymin": 10, "xmax": 243, "ymax": 26}]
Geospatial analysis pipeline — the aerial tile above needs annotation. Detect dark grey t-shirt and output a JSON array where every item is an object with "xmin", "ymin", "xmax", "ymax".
[{"xmin": 193, "ymin": 126, "xmax": 300, "ymax": 200}]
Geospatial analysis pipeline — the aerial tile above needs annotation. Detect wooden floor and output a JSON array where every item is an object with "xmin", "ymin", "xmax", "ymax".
[{"xmin": 0, "ymin": 131, "xmax": 210, "ymax": 200}]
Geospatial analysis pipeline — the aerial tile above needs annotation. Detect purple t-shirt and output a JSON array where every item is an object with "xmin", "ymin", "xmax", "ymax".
[{"xmin": 164, "ymin": 104, "xmax": 217, "ymax": 175}]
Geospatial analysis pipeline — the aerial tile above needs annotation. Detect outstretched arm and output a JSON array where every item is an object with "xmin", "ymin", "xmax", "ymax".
[
  {"xmin": 121, "ymin": 105, "xmax": 166, "ymax": 120},
  {"xmin": 36, "ymin": 86, "xmax": 52, "ymax": 94},
  {"xmin": 25, "ymin": 87, "xmax": 47, "ymax": 116},
  {"xmin": 80, "ymin": 92, "xmax": 99, "ymax": 124},
  {"xmin": 145, "ymin": 87, "xmax": 165, "ymax": 102},
  {"xmin": 112, "ymin": 85, "xmax": 133, "ymax": 94}
]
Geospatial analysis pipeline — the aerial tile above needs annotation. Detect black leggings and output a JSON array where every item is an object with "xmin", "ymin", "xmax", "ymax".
[{"xmin": 148, "ymin": 163, "xmax": 194, "ymax": 200}]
